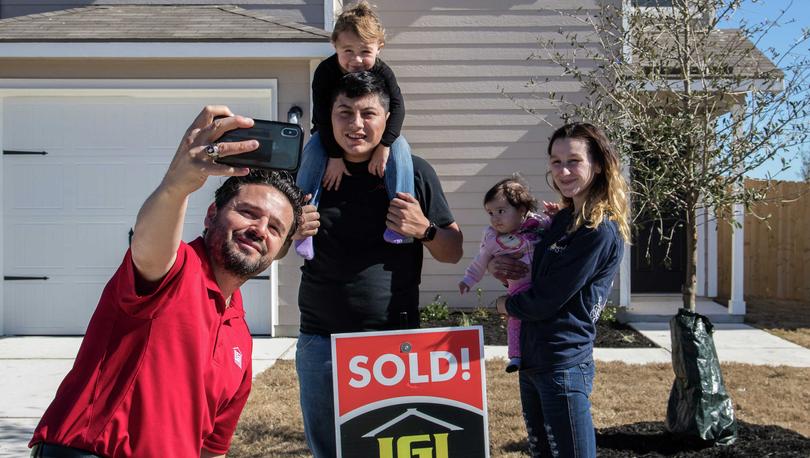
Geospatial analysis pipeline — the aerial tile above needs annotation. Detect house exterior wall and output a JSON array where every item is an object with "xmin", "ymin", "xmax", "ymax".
[
  {"xmin": 361, "ymin": 0, "xmax": 615, "ymax": 309},
  {"xmin": 0, "ymin": 1, "xmax": 326, "ymax": 28}
]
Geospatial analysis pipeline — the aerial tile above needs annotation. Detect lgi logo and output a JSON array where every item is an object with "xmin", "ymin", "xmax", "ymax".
[{"xmin": 362, "ymin": 409, "xmax": 460, "ymax": 458}]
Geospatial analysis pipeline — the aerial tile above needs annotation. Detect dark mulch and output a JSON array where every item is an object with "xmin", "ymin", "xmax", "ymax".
[
  {"xmin": 498, "ymin": 421, "xmax": 810, "ymax": 457},
  {"xmin": 422, "ymin": 310, "xmax": 658, "ymax": 348}
]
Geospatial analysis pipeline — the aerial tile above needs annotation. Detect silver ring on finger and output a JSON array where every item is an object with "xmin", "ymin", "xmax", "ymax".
[{"xmin": 204, "ymin": 143, "xmax": 220, "ymax": 162}]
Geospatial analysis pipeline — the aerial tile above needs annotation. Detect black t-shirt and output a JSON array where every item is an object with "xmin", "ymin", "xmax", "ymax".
[{"xmin": 298, "ymin": 155, "xmax": 454, "ymax": 335}]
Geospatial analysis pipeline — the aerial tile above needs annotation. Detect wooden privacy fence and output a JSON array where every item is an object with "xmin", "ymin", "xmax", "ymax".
[{"xmin": 717, "ymin": 179, "xmax": 810, "ymax": 303}]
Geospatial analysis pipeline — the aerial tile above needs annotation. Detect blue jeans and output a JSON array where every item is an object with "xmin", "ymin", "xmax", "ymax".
[
  {"xmin": 295, "ymin": 332, "xmax": 336, "ymax": 458},
  {"xmin": 296, "ymin": 132, "xmax": 415, "ymax": 207},
  {"xmin": 518, "ymin": 359, "xmax": 596, "ymax": 458}
]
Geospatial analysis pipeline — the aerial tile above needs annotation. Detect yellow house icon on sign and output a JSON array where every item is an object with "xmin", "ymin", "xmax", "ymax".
[{"xmin": 362, "ymin": 408, "xmax": 463, "ymax": 458}]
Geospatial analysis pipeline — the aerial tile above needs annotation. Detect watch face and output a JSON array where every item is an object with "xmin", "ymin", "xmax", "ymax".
[{"xmin": 423, "ymin": 222, "xmax": 437, "ymax": 242}]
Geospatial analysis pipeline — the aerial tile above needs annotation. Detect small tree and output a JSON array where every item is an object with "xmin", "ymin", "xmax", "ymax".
[{"xmin": 525, "ymin": 0, "xmax": 810, "ymax": 310}]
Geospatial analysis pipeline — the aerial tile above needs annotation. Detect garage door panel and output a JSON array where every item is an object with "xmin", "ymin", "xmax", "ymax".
[
  {"xmin": 189, "ymin": 179, "xmax": 232, "ymax": 217},
  {"xmin": 5, "ymin": 279, "xmax": 90, "ymax": 335},
  {"xmin": 73, "ymin": 222, "xmax": 130, "ymax": 270},
  {"xmin": 4, "ymin": 102, "xmax": 67, "ymax": 150},
  {"xmin": 125, "ymin": 162, "xmax": 170, "ymax": 209},
  {"xmin": 4, "ymin": 162, "xmax": 65, "ymax": 210},
  {"xmin": 4, "ymin": 94, "xmax": 276, "ymax": 335},
  {"xmin": 5, "ymin": 222, "xmax": 67, "ymax": 272},
  {"xmin": 75, "ymin": 163, "xmax": 128, "ymax": 210}
]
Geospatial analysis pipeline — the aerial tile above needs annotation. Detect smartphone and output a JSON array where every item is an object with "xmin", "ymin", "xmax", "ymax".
[{"xmin": 214, "ymin": 119, "xmax": 303, "ymax": 172}]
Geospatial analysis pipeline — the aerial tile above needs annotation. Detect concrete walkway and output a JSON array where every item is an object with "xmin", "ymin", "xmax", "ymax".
[{"xmin": 2, "ymin": 324, "xmax": 809, "ymax": 457}]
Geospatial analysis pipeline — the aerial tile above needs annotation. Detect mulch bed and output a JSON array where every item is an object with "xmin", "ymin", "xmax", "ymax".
[
  {"xmin": 422, "ymin": 310, "xmax": 658, "ymax": 348},
  {"xmin": 495, "ymin": 421, "xmax": 810, "ymax": 457},
  {"xmin": 595, "ymin": 421, "xmax": 810, "ymax": 457}
]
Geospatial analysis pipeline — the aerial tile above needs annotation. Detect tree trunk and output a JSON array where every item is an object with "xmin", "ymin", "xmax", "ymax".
[{"xmin": 683, "ymin": 206, "xmax": 698, "ymax": 311}]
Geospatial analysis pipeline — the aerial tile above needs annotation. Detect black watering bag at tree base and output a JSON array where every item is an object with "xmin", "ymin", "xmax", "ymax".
[{"xmin": 665, "ymin": 308, "xmax": 737, "ymax": 445}]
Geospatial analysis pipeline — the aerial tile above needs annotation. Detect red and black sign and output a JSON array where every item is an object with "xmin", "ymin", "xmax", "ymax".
[{"xmin": 331, "ymin": 326, "xmax": 489, "ymax": 458}]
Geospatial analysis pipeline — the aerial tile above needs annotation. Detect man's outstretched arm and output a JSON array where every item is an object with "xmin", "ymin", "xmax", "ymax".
[{"xmin": 131, "ymin": 106, "xmax": 256, "ymax": 281}]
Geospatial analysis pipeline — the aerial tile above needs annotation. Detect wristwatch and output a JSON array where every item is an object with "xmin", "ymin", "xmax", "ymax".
[{"xmin": 419, "ymin": 221, "xmax": 437, "ymax": 242}]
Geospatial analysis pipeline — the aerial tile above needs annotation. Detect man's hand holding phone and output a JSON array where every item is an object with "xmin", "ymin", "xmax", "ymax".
[
  {"xmin": 162, "ymin": 108, "xmax": 256, "ymax": 196},
  {"xmin": 213, "ymin": 117, "xmax": 303, "ymax": 172}
]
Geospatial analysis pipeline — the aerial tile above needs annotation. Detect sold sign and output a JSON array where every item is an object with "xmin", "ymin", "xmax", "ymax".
[{"xmin": 331, "ymin": 326, "xmax": 489, "ymax": 458}]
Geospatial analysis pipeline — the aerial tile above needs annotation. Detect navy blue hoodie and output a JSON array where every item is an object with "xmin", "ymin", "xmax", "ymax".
[{"xmin": 505, "ymin": 207, "xmax": 623, "ymax": 373}]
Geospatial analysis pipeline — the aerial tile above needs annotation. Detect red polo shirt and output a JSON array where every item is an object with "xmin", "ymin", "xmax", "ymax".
[{"xmin": 30, "ymin": 238, "xmax": 253, "ymax": 457}]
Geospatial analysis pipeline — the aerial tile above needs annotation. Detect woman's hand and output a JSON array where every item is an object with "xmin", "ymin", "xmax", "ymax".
[{"xmin": 487, "ymin": 254, "xmax": 529, "ymax": 284}]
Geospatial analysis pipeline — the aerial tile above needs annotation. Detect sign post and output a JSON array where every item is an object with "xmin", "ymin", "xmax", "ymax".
[{"xmin": 331, "ymin": 326, "xmax": 489, "ymax": 458}]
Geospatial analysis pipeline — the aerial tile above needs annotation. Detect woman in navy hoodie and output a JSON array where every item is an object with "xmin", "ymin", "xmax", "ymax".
[{"xmin": 493, "ymin": 123, "xmax": 631, "ymax": 458}]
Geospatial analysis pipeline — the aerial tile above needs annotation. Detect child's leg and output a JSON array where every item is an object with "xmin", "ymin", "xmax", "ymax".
[
  {"xmin": 383, "ymin": 136, "xmax": 415, "ymax": 244},
  {"xmin": 506, "ymin": 316, "xmax": 522, "ymax": 372},
  {"xmin": 293, "ymin": 132, "xmax": 327, "ymax": 260},
  {"xmin": 295, "ymin": 132, "xmax": 327, "ymax": 208}
]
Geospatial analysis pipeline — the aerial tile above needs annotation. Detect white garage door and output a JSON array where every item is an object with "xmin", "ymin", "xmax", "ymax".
[{"xmin": 2, "ymin": 91, "xmax": 279, "ymax": 335}]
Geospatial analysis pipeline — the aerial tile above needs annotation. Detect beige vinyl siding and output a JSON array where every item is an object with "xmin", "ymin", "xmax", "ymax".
[
  {"xmin": 373, "ymin": 0, "xmax": 605, "ymax": 309},
  {"xmin": 0, "ymin": 1, "xmax": 326, "ymax": 28}
]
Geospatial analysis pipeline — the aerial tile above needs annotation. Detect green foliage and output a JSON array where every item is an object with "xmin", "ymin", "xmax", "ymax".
[
  {"xmin": 420, "ymin": 295, "xmax": 450, "ymax": 322},
  {"xmin": 599, "ymin": 304, "xmax": 620, "ymax": 324},
  {"xmin": 471, "ymin": 306, "xmax": 490, "ymax": 322},
  {"xmin": 421, "ymin": 289, "xmax": 496, "ymax": 327},
  {"xmin": 458, "ymin": 311, "xmax": 472, "ymax": 327},
  {"xmin": 469, "ymin": 288, "xmax": 493, "ymax": 323}
]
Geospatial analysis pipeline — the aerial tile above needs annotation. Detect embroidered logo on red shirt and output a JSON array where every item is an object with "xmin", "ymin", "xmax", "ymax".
[{"xmin": 233, "ymin": 346, "xmax": 243, "ymax": 369}]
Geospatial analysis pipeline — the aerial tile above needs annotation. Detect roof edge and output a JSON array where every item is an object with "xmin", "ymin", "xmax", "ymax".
[{"xmin": 0, "ymin": 42, "xmax": 334, "ymax": 59}]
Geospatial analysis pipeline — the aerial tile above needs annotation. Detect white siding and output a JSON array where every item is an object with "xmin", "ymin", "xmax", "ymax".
[{"xmin": 374, "ymin": 0, "xmax": 603, "ymax": 309}]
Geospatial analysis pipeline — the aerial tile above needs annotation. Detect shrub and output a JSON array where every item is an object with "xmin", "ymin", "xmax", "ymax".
[
  {"xmin": 599, "ymin": 304, "xmax": 619, "ymax": 324},
  {"xmin": 421, "ymin": 295, "xmax": 450, "ymax": 322}
]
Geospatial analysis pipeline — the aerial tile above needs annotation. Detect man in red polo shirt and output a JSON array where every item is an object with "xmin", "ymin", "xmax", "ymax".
[{"xmin": 29, "ymin": 106, "xmax": 305, "ymax": 458}]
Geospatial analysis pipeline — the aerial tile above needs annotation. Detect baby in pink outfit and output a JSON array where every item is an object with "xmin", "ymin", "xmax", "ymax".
[{"xmin": 459, "ymin": 177, "xmax": 554, "ymax": 372}]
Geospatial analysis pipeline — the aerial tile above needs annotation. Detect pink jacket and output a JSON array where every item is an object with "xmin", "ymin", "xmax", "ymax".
[{"xmin": 461, "ymin": 212, "xmax": 552, "ymax": 295}]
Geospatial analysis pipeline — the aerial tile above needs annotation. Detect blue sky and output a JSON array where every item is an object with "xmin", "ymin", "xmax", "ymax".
[{"xmin": 720, "ymin": 0, "xmax": 810, "ymax": 180}]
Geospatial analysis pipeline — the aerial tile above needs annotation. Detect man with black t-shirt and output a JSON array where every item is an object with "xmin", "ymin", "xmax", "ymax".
[{"xmin": 288, "ymin": 71, "xmax": 463, "ymax": 458}]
